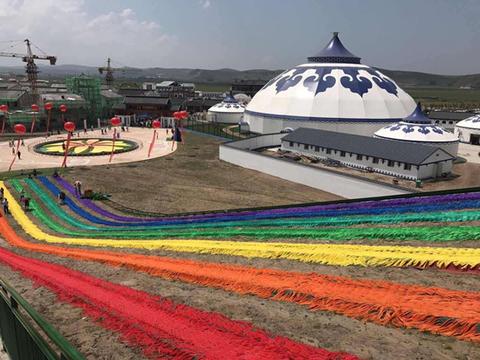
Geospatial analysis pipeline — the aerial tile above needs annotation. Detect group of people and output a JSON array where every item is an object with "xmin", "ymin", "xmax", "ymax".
[{"xmin": 8, "ymin": 139, "xmax": 24, "ymax": 159}]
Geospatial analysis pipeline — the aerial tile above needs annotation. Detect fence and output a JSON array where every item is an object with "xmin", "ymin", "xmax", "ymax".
[
  {"xmin": 0, "ymin": 276, "xmax": 84, "ymax": 360},
  {"xmin": 160, "ymin": 117, "xmax": 250, "ymax": 141}
]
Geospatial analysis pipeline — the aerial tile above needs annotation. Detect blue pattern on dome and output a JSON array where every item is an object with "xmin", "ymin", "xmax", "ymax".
[
  {"xmin": 431, "ymin": 127, "xmax": 444, "ymax": 134},
  {"xmin": 275, "ymin": 68, "xmax": 307, "ymax": 93},
  {"xmin": 389, "ymin": 124, "xmax": 402, "ymax": 131},
  {"xmin": 303, "ymin": 68, "xmax": 336, "ymax": 95},
  {"xmin": 340, "ymin": 68, "xmax": 372, "ymax": 97},
  {"xmin": 265, "ymin": 66, "xmax": 400, "ymax": 98},
  {"xmin": 401, "ymin": 125, "xmax": 414, "ymax": 133},
  {"xmin": 417, "ymin": 127, "xmax": 430, "ymax": 135},
  {"xmin": 367, "ymin": 69, "xmax": 398, "ymax": 96}
]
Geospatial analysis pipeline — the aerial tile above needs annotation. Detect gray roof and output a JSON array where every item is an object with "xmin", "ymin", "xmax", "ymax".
[
  {"xmin": 0, "ymin": 90, "xmax": 26, "ymax": 100},
  {"xmin": 282, "ymin": 128, "xmax": 454, "ymax": 165},
  {"xmin": 101, "ymin": 90, "xmax": 123, "ymax": 99},
  {"xmin": 157, "ymin": 80, "xmax": 178, "ymax": 87},
  {"xmin": 428, "ymin": 111, "xmax": 473, "ymax": 121},
  {"xmin": 41, "ymin": 93, "xmax": 85, "ymax": 102},
  {"xmin": 124, "ymin": 96, "xmax": 170, "ymax": 105}
]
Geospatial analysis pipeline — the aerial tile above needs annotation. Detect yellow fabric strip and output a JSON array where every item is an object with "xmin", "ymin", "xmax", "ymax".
[{"xmin": 2, "ymin": 181, "xmax": 480, "ymax": 269}]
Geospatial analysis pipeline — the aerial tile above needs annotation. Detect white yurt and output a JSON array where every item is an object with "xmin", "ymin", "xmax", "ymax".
[
  {"xmin": 374, "ymin": 104, "xmax": 459, "ymax": 155},
  {"xmin": 244, "ymin": 32, "xmax": 417, "ymax": 135},
  {"xmin": 454, "ymin": 114, "xmax": 480, "ymax": 145},
  {"xmin": 207, "ymin": 93, "xmax": 245, "ymax": 124}
]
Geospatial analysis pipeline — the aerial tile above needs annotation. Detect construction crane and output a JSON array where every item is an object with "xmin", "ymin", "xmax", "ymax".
[
  {"xmin": 98, "ymin": 58, "xmax": 123, "ymax": 86},
  {"xmin": 0, "ymin": 39, "xmax": 56, "ymax": 97}
]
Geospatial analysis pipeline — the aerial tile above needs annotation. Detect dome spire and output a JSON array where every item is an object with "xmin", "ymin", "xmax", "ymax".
[
  {"xmin": 308, "ymin": 32, "xmax": 361, "ymax": 64},
  {"xmin": 402, "ymin": 102, "xmax": 431, "ymax": 124}
]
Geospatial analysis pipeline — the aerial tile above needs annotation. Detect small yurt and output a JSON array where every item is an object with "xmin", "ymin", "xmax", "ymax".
[
  {"xmin": 374, "ymin": 104, "xmax": 459, "ymax": 155},
  {"xmin": 454, "ymin": 114, "xmax": 480, "ymax": 145},
  {"xmin": 207, "ymin": 93, "xmax": 245, "ymax": 124}
]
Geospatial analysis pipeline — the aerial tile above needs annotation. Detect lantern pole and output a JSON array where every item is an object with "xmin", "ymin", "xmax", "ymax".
[
  {"xmin": 61, "ymin": 122, "xmax": 75, "ymax": 168},
  {"xmin": 109, "ymin": 117, "xmax": 121, "ymax": 163},
  {"xmin": 30, "ymin": 104, "xmax": 39, "ymax": 133},
  {"xmin": 148, "ymin": 120, "xmax": 161, "ymax": 157},
  {"xmin": 8, "ymin": 124, "xmax": 26, "ymax": 171},
  {"xmin": 0, "ymin": 105, "xmax": 8, "ymax": 134},
  {"xmin": 46, "ymin": 108, "xmax": 52, "ymax": 133}
]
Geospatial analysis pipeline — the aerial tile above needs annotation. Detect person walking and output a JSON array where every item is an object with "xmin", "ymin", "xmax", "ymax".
[
  {"xmin": 0, "ymin": 187, "xmax": 4, "ymax": 201},
  {"xmin": 2, "ymin": 198, "xmax": 9, "ymax": 215},
  {"xmin": 74, "ymin": 180, "xmax": 82, "ymax": 197},
  {"xmin": 17, "ymin": 150, "xmax": 21, "ymax": 160}
]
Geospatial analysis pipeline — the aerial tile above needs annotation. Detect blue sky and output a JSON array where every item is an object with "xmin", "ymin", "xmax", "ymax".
[{"xmin": 0, "ymin": 0, "xmax": 479, "ymax": 74}]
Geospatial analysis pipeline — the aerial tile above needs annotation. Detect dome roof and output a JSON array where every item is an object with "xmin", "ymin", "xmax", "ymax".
[
  {"xmin": 208, "ymin": 93, "xmax": 246, "ymax": 114},
  {"xmin": 455, "ymin": 114, "xmax": 480, "ymax": 130},
  {"xmin": 374, "ymin": 104, "xmax": 459, "ymax": 143},
  {"xmin": 245, "ymin": 33, "xmax": 416, "ymax": 123}
]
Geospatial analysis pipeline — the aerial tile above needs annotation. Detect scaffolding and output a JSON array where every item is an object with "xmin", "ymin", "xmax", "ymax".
[{"xmin": 66, "ymin": 75, "xmax": 102, "ymax": 123}]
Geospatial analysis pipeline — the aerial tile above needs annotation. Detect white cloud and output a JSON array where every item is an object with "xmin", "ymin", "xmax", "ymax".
[
  {"xmin": 0, "ymin": 0, "xmax": 175, "ymax": 67},
  {"xmin": 199, "ymin": 0, "xmax": 211, "ymax": 9}
]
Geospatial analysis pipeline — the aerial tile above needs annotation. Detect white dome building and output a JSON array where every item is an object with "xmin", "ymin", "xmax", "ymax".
[
  {"xmin": 374, "ymin": 104, "xmax": 459, "ymax": 155},
  {"xmin": 244, "ymin": 32, "xmax": 417, "ymax": 135},
  {"xmin": 207, "ymin": 93, "xmax": 245, "ymax": 124},
  {"xmin": 454, "ymin": 115, "xmax": 480, "ymax": 145}
]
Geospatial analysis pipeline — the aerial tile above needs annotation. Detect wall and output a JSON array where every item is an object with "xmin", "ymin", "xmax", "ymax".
[
  {"xmin": 455, "ymin": 126, "xmax": 480, "ymax": 144},
  {"xmin": 244, "ymin": 112, "xmax": 392, "ymax": 136},
  {"xmin": 220, "ymin": 135, "xmax": 412, "ymax": 198}
]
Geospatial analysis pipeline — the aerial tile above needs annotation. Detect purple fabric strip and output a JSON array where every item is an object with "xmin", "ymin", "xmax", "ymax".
[{"xmin": 54, "ymin": 176, "xmax": 480, "ymax": 223}]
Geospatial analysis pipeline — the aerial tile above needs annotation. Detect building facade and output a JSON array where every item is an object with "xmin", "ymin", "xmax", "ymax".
[{"xmin": 281, "ymin": 128, "xmax": 454, "ymax": 180}]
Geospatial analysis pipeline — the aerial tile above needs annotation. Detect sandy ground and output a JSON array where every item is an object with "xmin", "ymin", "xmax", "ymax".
[
  {"xmin": 62, "ymin": 132, "xmax": 341, "ymax": 214},
  {"xmin": 0, "ymin": 128, "xmax": 175, "ymax": 172}
]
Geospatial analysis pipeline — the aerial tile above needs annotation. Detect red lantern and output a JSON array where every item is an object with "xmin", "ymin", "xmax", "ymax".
[
  {"xmin": 44, "ymin": 102, "xmax": 53, "ymax": 111},
  {"xmin": 173, "ymin": 111, "xmax": 182, "ymax": 119},
  {"xmin": 0, "ymin": 105, "xmax": 8, "ymax": 112},
  {"xmin": 31, "ymin": 104, "xmax": 39, "ymax": 112},
  {"xmin": 14, "ymin": 123, "xmax": 26, "ymax": 134},
  {"xmin": 152, "ymin": 119, "xmax": 161, "ymax": 129},
  {"xmin": 64, "ymin": 121, "xmax": 75, "ymax": 132},
  {"xmin": 59, "ymin": 104, "xmax": 67, "ymax": 113},
  {"xmin": 110, "ymin": 117, "xmax": 121, "ymax": 127},
  {"xmin": 180, "ymin": 111, "xmax": 188, "ymax": 119}
]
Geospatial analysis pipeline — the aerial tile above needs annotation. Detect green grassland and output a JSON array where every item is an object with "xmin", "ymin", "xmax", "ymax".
[{"xmin": 406, "ymin": 87, "xmax": 480, "ymax": 108}]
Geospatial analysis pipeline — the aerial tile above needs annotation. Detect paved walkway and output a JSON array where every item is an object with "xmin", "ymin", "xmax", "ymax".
[
  {"xmin": 457, "ymin": 142, "xmax": 480, "ymax": 164},
  {"xmin": 0, "ymin": 128, "xmax": 175, "ymax": 172}
]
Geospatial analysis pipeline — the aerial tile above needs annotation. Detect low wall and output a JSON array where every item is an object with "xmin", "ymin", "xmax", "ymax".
[{"xmin": 219, "ymin": 134, "xmax": 412, "ymax": 198}]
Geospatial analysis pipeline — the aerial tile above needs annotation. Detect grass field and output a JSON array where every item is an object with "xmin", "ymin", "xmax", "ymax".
[{"xmin": 406, "ymin": 87, "xmax": 480, "ymax": 108}]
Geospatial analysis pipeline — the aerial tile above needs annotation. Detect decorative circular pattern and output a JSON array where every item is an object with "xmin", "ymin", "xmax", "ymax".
[{"xmin": 34, "ymin": 138, "xmax": 138, "ymax": 156}]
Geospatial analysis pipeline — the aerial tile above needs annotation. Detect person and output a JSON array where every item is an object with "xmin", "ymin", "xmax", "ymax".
[
  {"xmin": 23, "ymin": 197, "xmax": 30, "ymax": 211},
  {"xmin": 21, "ymin": 139, "xmax": 25, "ymax": 146},
  {"xmin": 2, "ymin": 198, "xmax": 9, "ymax": 215},
  {"xmin": 74, "ymin": 180, "xmax": 82, "ymax": 197},
  {"xmin": 58, "ymin": 191, "xmax": 66, "ymax": 205},
  {"xmin": 32, "ymin": 169, "xmax": 38, "ymax": 177},
  {"xmin": 11, "ymin": 147, "xmax": 15, "ymax": 155},
  {"xmin": 17, "ymin": 150, "xmax": 21, "ymax": 160},
  {"xmin": 53, "ymin": 169, "xmax": 59, "ymax": 178},
  {"xmin": 0, "ymin": 187, "xmax": 4, "ymax": 201}
]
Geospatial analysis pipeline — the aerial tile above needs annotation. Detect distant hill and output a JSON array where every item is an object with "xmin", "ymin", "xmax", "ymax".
[{"xmin": 0, "ymin": 64, "xmax": 479, "ymax": 89}]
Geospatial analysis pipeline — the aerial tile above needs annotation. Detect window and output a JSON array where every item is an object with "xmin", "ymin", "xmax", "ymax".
[
  {"xmin": 289, "ymin": 141, "xmax": 294, "ymax": 147},
  {"xmin": 373, "ymin": 157, "xmax": 379, "ymax": 164},
  {"xmin": 449, "ymin": 121, "xmax": 453, "ymax": 125},
  {"xmin": 340, "ymin": 151, "xmax": 346, "ymax": 157},
  {"xmin": 387, "ymin": 160, "xmax": 395, "ymax": 167},
  {"xmin": 404, "ymin": 163, "xmax": 412, "ymax": 170},
  {"xmin": 315, "ymin": 146, "xmax": 320, "ymax": 152},
  {"xmin": 326, "ymin": 148, "xmax": 331, "ymax": 155},
  {"xmin": 304, "ymin": 144, "xmax": 309, "ymax": 150},
  {"xmin": 356, "ymin": 154, "xmax": 363, "ymax": 161}
]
